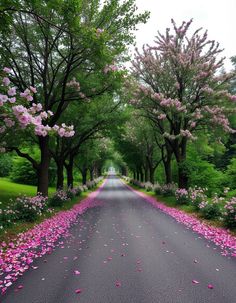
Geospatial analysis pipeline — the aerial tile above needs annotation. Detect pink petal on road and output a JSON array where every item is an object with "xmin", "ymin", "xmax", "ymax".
[
  {"xmin": 74, "ymin": 270, "xmax": 81, "ymax": 275},
  {"xmin": 192, "ymin": 280, "xmax": 199, "ymax": 284},
  {"xmin": 75, "ymin": 288, "xmax": 82, "ymax": 294},
  {"xmin": 208, "ymin": 284, "xmax": 214, "ymax": 289},
  {"xmin": 115, "ymin": 281, "xmax": 121, "ymax": 287}
]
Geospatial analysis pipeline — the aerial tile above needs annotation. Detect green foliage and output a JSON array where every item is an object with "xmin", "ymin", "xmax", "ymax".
[
  {"xmin": 0, "ymin": 154, "xmax": 12, "ymax": 177},
  {"xmin": 199, "ymin": 203, "xmax": 221, "ymax": 220},
  {"xmin": 224, "ymin": 158, "xmax": 236, "ymax": 189},
  {"xmin": 10, "ymin": 157, "xmax": 38, "ymax": 185},
  {"xmin": 186, "ymin": 146, "xmax": 224, "ymax": 195},
  {"xmin": 9, "ymin": 156, "xmax": 56, "ymax": 186}
]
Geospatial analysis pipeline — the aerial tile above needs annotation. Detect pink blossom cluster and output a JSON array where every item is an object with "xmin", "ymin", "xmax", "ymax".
[
  {"xmin": 104, "ymin": 64, "xmax": 118, "ymax": 74},
  {"xmin": 180, "ymin": 129, "xmax": 197, "ymax": 140},
  {"xmin": 175, "ymin": 188, "xmax": 188, "ymax": 199},
  {"xmin": 53, "ymin": 190, "xmax": 69, "ymax": 202},
  {"xmin": 131, "ymin": 19, "xmax": 236, "ymax": 142},
  {"xmin": 160, "ymin": 98, "xmax": 187, "ymax": 113},
  {"xmin": 96, "ymin": 28, "xmax": 104, "ymax": 37},
  {"xmin": 0, "ymin": 180, "xmax": 106, "ymax": 295},
  {"xmin": 157, "ymin": 113, "xmax": 166, "ymax": 120},
  {"xmin": 66, "ymin": 78, "xmax": 80, "ymax": 91},
  {"xmin": 0, "ymin": 67, "xmax": 75, "ymax": 148}
]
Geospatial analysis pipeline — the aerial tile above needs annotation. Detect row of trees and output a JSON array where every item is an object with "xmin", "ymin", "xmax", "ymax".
[
  {"xmin": 115, "ymin": 19, "xmax": 236, "ymax": 189},
  {"xmin": 0, "ymin": 0, "xmax": 149, "ymax": 195}
]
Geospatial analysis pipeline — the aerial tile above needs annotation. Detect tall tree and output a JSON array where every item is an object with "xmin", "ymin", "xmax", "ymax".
[{"xmin": 131, "ymin": 19, "xmax": 236, "ymax": 188}]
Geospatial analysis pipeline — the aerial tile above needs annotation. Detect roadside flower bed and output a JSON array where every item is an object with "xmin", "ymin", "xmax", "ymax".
[
  {"xmin": 0, "ymin": 178, "xmax": 105, "ymax": 295},
  {"xmin": 0, "ymin": 177, "xmax": 104, "ymax": 230},
  {"xmin": 126, "ymin": 183, "xmax": 236, "ymax": 259},
  {"xmin": 128, "ymin": 178, "xmax": 236, "ymax": 231}
]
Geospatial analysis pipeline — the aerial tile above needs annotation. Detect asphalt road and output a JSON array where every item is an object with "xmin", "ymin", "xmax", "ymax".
[{"xmin": 2, "ymin": 176, "xmax": 236, "ymax": 303}]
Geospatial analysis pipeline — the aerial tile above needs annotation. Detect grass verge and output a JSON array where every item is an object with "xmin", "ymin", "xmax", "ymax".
[
  {"xmin": 0, "ymin": 178, "xmax": 55, "ymax": 207},
  {"xmin": 0, "ymin": 181, "xmax": 104, "ymax": 243}
]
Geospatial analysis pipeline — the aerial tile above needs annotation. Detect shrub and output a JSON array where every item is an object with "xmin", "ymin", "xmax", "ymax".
[
  {"xmin": 188, "ymin": 187, "xmax": 208, "ymax": 210},
  {"xmin": 86, "ymin": 181, "xmax": 95, "ymax": 189},
  {"xmin": 225, "ymin": 158, "xmax": 236, "ymax": 190},
  {"xmin": 223, "ymin": 197, "xmax": 236, "ymax": 228},
  {"xmin": 10, "ymin": 157, "xmax": 38, "ymax": 185},
  {"xmin": 154, "ymin": 184, "xmax": 162, "ymax": 195},
  {"xmin": 144, "ymin": 182, "xmax": 153, "ymax": 192},
  {"xmin": 0, "ymin": 204, "xmax": 17, "ymax": 228},
  {"xmin": 15, "ymin": 194, "xmax": 48, "ymax": 222},
  {"xmin": 175, "ymin": 188, "xmax": 189, "ymax": 205},
  {"xmin": 66, "ymin": 188, "xmax": 76, "ymax": 199},
  {"xmin": 0, "ymin": 154, "xmax": 13, "ymax": 177},
  {"xmin": 49, "ymin": 190, "xmax": 68, "ymax": 207},
  {"xmin": 199, "ymin": 201, "xmax": 221, "ymax": 220},
  {"xmin": 160, "ymin": 183, "xmax": 177, "ymax": 196},
  {"xmin": 82, "ymin": 185, "xmax": 88, "ymax": 192}
]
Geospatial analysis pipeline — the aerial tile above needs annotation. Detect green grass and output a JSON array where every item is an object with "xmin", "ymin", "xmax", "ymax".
[
  {"xmin": 0, "ymin": 178, "xmax": 55, "ymax": 207},
  {"xmin": 0, "ymin": 180, "xmax": 104, "ymax": 242}
]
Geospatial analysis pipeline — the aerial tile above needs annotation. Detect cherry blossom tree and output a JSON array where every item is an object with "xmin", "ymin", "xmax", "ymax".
[{"xmin": 131, "ymin": 19, "xmax": 236, "ymax": 188}]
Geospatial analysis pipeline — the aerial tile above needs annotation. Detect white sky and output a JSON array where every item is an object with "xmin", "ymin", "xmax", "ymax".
[{"xmin": 133, "ymin": 0, "xmax": 236, "ymax": 70}]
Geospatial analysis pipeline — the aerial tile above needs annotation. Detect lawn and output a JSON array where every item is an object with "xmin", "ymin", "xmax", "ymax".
[{"xmin": 0, "ymin": 178, "xmax": 55, "ymax": 207}]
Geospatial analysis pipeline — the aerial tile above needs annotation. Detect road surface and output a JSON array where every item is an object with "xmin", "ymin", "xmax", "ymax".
[{"xmin": 2, "ymin": 176, "xmax": 236, "ymax": 303}]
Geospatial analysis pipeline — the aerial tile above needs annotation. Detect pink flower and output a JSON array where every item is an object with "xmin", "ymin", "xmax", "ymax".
[
  {"xmin": 30, "ymin": 86, "xmax": 37, "ymax": 93},
  {"xmin": 3, "ymin": 67, "xmax": 12, "ymax": 74},
  {"xmin": 7, "ymin": 87, "xmax": 16, "ymax": 96},
  {"xmin": 2, "ymin": 77, "xmax": 11, "ymax": 86}
]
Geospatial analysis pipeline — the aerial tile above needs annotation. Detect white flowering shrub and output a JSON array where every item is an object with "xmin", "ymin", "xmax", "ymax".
[
  {"xmin": 49, "ymin": 190, "xmax": 69, "ymax": 207},
  {"xmin": 15, "ymin": 194, "xmax": 48, "ymax": 222},
  {"xmin": 175, "ymin": 188, "xmax": 190, "ymax": 204},
  {"xmin": 223, "ymin": 197, "xmax": 236, "ymax": 228}
]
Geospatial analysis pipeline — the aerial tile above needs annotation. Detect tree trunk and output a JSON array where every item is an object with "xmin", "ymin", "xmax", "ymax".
[
  {"xmin": 144, "ymin": 166, "xmax": 149, "ymax": 182},
  {"xmin": 98, "ymin": 167, "xmax": 102, "ymax": 176},
  {"xmin": 149, "ymin": 168, "xmax": 155, "ymax": 184},
  {"xmin": 136, "ymin": 170, "xmax": 140, "ymax": 181},
  {"xmin": 82, "ymin": 167, "xmax": 87, "ymax": 185},
  {"xmin": 176, "ymin": 139, "xmax": 188, "ymax": 188},
  {"xmin": 162, "ymin": 142, "xmax": 173, "ymax": 184},
  {"xmin": 66, "ymin": 156, "xmax": 74, "ymax": 188},
  {"xmin": 140, "ymin": 169, "xmax": 144, "ymax": 182},
  {"xmin": 90, "ymin": 167, "xmax": 94, "ymax": 181},
  {"xmin": 133, "ymin": 171, "xmax": 136, "ymax": 180},
  {"xmin": 37, "ymin": 136, "xmax": 50, "ymax": 196},
  {"xmin": 56, "ymin": 160, "xmax": 64, "ymax": 189},
  {"xmin": 164, "ymin": 159, "xmax": 172, "ymax": 184}
]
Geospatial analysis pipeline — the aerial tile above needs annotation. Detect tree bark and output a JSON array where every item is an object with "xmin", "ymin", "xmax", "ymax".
[
  {"xmin": 144, "ymin": 165, "xmax": 149, "ymax": 182},
  {"xmin": 162, "ymin": 142, "xmax": 173, "ymax": 184},
  {"xmin": 149, "ymin": 168, "xmax": 155, "ymax": 184},
  {"xmin": 89, "ymin": 167, "xmax": 94, "ymax": 181},
  {"xmin": 65, "ymin": 156, "xmax": 74, "ymax": 188},
  {"xmin": 176, "ymin": 139, "xmax": 188, "ymax": 188},
  {"xmin": 140, "ymin": 169, "xmax": 144, "ymax": 182},
  {"xmin": 56, "ymin": 160, "xmax": 64, "ymax": 189},
  {"xmin": 82, "ymin": 166, "xmax": 87, "ymax": 185},
  {"xmin": 37, "ymin": 136, "xmax": 50, "ymax": 196}
]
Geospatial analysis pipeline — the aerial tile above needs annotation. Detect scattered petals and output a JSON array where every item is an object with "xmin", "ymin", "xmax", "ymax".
[{"xmin": 208, "ymin": 284, "xmax": 214, "ymax": 289}]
